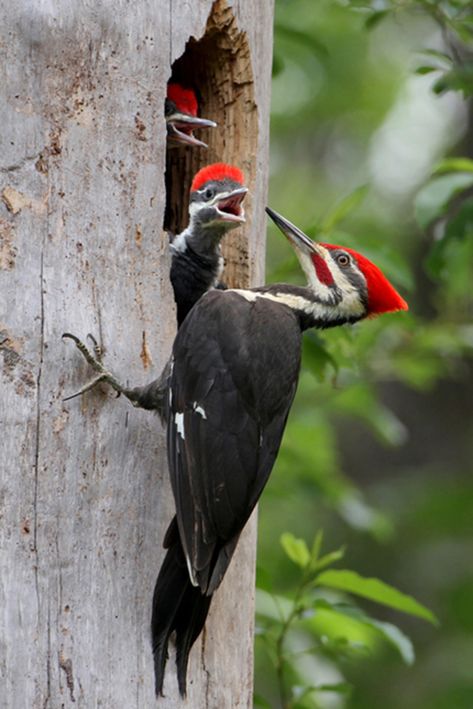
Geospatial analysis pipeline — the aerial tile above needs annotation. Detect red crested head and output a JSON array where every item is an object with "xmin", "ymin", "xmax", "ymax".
[
  {"xmin": 322, "ymin": 243, "xmax": 408, "ymax": 315},
  {"xmin": 167, "ymin": 83, "xmax": 198, "ymax": 117},
  {"xmin": 191, "ymin": 163, "xmax": 245, "ymax": 193}
]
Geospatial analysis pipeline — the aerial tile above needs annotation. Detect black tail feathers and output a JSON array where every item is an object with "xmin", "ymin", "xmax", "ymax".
[{"xmin": 151, "ymin": 517, "xmax": 212, "ymax": 697}]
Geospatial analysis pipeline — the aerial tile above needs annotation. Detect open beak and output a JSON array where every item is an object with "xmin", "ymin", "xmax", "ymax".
[
  {"xmin": 215, "ymin": 186, "xmax": 248, "ymax": 223},
  {"xmin": 167, "ymin": 112, "xmax": 217, "ymax": 148},
  {"xmin": 265, "ymin": 207, "xmax": 329, "ymax": 258}
]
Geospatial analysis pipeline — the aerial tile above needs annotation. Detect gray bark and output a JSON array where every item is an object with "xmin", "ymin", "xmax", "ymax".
[{"xmin": 0, "ymin": 1, "xmax": 273, "ymax": 707}]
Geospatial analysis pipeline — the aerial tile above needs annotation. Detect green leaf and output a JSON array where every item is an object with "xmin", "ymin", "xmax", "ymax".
[
  {"xmin": 425, "ymin": 197, "xmax": 473, "ymax": 278},
  {"xmin": 307, "ymin": 604, "xmax": 379, "ymax": 655},
  {"xmin": 255, "ymin": 588, "xmax": 292, "ymax": 623},
  {"xmin": 309, "ymin": 530, "xmax": 323, "ymax": 569},
  {"xmin": 316, "ymin": 682, "xmax": 352, "ymax": 695},
  {"xmin": 313, "ymin": 548, "xmax": 345, "ymax": 573},
  {"xmin": 417, "ymin": 49, "xmax": 452, "ymax": 67},
  {"xmin": 366, "ymin": 619, "xmax": 415, "ymax": 665},
  {"xmin": 328, "ymin": 604, "xmax": 415, "ymax": 665},
  {"xmin": 365, "ymin": 10, "xmax": 389, "ymax": 30},
  {"xmin": 302, "ymin": 333, "xmax": 338, "ymax": 382},
  {"xmin": 292, "ymin": 682, "xmax": 352, "ymax": 706},
  {"xmin": 415, "ymin": 65, "xmax": 440, "ymax": 76},
  {"xmin": 414, "ymin": 173, "xmax": 473, "ymax": 229},
  {"xmin": 433, "ymin": 157, "xmax": 473, "ymax": 175},
  {"xmin": 317, "ymin": 569, "xmax": 438, "ymax": 625},
  {"xmin": 433, "ymin": 65, "xmax": 473, "ymax": 98},
  {"xmin": 281, "ymin": 532, "xmax": 310, "ymax": 568},
  {"xmin": 320, "ymin": 185, "xmax": 368, "ymax": 233}
]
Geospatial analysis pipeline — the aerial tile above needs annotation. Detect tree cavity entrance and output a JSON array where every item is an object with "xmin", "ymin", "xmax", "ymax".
[{"xmin": 164, "ymin": 0, "xmax": 257, "ymax": 289}]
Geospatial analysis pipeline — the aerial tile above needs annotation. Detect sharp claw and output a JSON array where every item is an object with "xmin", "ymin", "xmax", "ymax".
[
  {"xmin": 62, "ymin": 329, "xmax": 130, "ymax": 405},
  {"xmin": 62, "ymin": 332, "xmax": 82, "ymax": 345},
  {"xmin": 63, "ymin": 331, "xmax": 110, "ymax": 400},
  {"xmin": 63, "ymin": 332, "xmax": 105, "ymax": 371},
  {"xmin": 62, "ymin": 374, "xmax": 108, "ymax": 401},
  {"xmin": 86, "ymin": 333, "xmax": 102, "ymax": 362}
]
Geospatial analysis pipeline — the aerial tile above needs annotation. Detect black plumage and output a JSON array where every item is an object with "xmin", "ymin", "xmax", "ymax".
[
  {"xmin": 170, "ymin": 240, "xmax": 224, "ymax": 327},
  {"xmin": 62, "ymin": 207, "xmax": 407, "ymax": 697},
  {"xmin": 152, "ymin": 288, "xmax": 304, "ymax": 695}
]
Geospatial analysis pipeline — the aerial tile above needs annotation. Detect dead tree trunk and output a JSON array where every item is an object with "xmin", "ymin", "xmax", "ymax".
[{"xmin": 0, "ymin": 1, "xmax": 273, "ymax": 706}]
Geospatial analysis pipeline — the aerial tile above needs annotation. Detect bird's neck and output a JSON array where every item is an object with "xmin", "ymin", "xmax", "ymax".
[
  {"xmin": 170, "ymin": 221, "xmax": 227, "ymax": 327},
  {"xmin": 229, "ymin": 283, "xmax": 358, "ymax": 331},
  {"xmin": 172, "ymin": 219, "xmax": 227, "ymax": 259}
]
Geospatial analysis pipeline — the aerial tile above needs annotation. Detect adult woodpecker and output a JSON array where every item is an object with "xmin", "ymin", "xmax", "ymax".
[
  {"xmin": 165, "ymin": 83, "xmax": 216, "ymax": 148},
  {"xmin": 151, "ymin": 208, "xmax": 408, "ymax": 696},
  {"xmin": 62, "ymin": 209, "xmax": 408, "ymax": 696},
  {"xmin": 170, "ymin": 162, "xmax": 248, "ymax": 326},
  {"xmin": 63, "ymin": 163, "xmax": 247, "ymax": 413}
]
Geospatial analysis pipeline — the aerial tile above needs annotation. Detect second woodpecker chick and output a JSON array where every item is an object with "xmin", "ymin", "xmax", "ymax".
[
  {"xmin": 165, "ymin": 83, "xmax": 217, "ymax": 149},
  {"xmin": 170, "ymin": 163, "xmax": 248, "ymax": 326}
]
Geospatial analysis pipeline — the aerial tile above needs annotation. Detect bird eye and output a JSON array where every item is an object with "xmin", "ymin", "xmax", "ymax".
[
  {"xmin": 336, "ymin": 253, "xmax": 350, "ymax": 267},
  {"xmin": 204, "ymin": 188, "xmax": 215, "ymax": 201}
]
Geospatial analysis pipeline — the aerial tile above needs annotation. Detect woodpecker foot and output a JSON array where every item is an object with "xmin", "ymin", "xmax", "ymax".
[
  {"xmin": 62, "ymin": 332, "xmax": 169, "ymax": 420},
  {"xmin": 62, "ymin": 332, "xmax": 129, "ymax": 402}
]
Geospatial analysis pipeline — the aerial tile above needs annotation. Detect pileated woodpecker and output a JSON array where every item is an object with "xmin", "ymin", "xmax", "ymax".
[
  {"xmin": 63, "ymin": 208, "xmax": 408, "ymax": 697},
  {"xmin": 170, "ymin": 162, "xmax": 247, "ymax": 326},
  {"xmin": 165, "ymin": 83, "xmax": 216, "ymax": 148},
  {"xmin": 151, "ymin": 208, "xmax": 408, "ymax": 696}
]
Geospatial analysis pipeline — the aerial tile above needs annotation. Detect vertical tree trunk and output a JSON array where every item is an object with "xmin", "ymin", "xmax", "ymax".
[{"xmin": 0, "ymin": 1, "xmax": 273, "ymax": 706}]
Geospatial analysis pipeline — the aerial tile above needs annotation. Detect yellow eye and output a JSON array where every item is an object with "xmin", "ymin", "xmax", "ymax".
[{"xmin": 337, "ymin": 253, "xmax": 350, "ymax": 267}]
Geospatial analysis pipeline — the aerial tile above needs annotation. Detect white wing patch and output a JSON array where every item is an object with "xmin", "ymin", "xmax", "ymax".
[
  {"xmin": 192, "ymin": 402, "xmax": 207, "ymax": 419},
  {"xmin": 175, "ymin": 412, "xmax": 185, "ymax": 439},
  {"xmin": 185, "ymin": 555, "xmax": 199, "ymax": 587}
]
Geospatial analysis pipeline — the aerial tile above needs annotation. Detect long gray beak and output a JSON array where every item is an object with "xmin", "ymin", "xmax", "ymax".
[
  {"xmin": 167, "ymin": 112, "xmax": 217, "ymax": 148},
  {"xmin": 265, "ymin": 207, "xmax": 328, "ymax": 257},
  {"xmin": 169, "ymin": 113, "xmax": 217, "ymax": 129}
]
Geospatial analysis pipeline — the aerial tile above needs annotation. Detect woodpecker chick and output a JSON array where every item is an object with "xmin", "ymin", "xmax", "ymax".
[
  {"xmin": 170, "ymin": 162, "xmax": 248, "ymax": 326},
  {"xmin": 166, "ymin": 83, "xmax": 216, "ymax": 148},
  {"xmin": 62, "ymin": 164, "xmax": 247, "ymax": 415},
  {"xmin": 152, "ymin": 209, "xmax": 408, "ymax": 697}
]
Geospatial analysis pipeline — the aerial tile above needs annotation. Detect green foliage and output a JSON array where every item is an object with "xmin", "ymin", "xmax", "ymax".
[
  {"xmin": 414, "ymin": 158, "xmax": 473, "ymax": 282},
  {"xmin": 318, "ymin": 186, "xmax": 369, "ymax": 235},
  {"xmin": 316, "ymin": 570, "xmax": 438, "ymax": 624},
  {"xmin": 258, "ymin": 0, "xmax": 473, "ymax": 706},
  {"xmin": 414, "ymin": 173, "xmax": 473, "ymax": 229},
  {"xmin": 256, "ymin": 532, "xmax": 434, "ymax": 708}
]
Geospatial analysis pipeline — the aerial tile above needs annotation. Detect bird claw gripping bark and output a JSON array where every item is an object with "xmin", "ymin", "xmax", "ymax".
[
  {"xmin": 62, "ymin": 333, "xmax": 126, "ymax": 402},
  {"xmin": 62, "ymin": 332, "xmax": 170, "ymax": 421}
]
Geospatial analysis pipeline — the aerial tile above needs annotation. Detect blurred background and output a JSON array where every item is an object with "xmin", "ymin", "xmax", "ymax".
[{"xmin": 254, "ymin": 1, "xmax": 473, "ymax": 707}]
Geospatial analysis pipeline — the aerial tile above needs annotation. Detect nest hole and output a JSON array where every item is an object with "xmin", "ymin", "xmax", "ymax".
[{"xmin": 164, "ymin": 0, "xmax": 257, "ymax": 288}]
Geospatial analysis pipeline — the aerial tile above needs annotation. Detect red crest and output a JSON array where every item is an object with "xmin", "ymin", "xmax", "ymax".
[
  {"xmin": 167, "ymin": 83, "xmax": 198, "ymax": 117},
  {"xmin": 191, "ymin": 163, "xmax": 245, "ymax": 192},
  {"xmin": 323, "ymin": 244, "xmax": 408, "ymax": 315}
]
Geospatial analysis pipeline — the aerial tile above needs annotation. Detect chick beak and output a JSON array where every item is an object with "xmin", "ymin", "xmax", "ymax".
[
  {"xmin": 167, "ymin": 113, "xmax": 217, "ymax": 148},
  {"xmin": 215, "ymin": 186, "xmax": 248, "ymax": 223}
]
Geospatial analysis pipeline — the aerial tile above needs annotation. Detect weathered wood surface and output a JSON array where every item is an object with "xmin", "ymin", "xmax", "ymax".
[{"xmin": 0, "ymin": 1, "xmax": 273, "ymax": 707}]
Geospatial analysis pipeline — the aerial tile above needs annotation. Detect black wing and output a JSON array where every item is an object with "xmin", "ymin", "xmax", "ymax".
[{"xmin": 167, "ymin": 290, "xmax": 302, "ymax": 595}]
